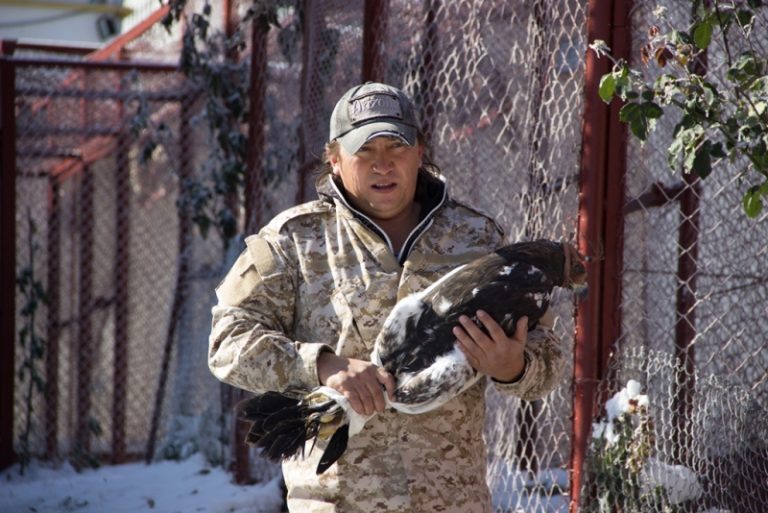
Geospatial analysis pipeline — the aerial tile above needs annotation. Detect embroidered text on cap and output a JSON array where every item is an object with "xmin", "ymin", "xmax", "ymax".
[{"xmin": 349, "ymin": 92, "xmax": 403, "ymax": 124}]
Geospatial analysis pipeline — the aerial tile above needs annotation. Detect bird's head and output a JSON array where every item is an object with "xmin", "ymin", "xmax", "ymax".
[{"xmin": 562, "ymin": 242, "xmax": 588, "ymax": 298}]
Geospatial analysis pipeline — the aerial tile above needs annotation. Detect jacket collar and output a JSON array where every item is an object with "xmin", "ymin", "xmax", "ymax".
[{"xmin": 317, "ymin": 170, "xmax": 448, "ymax": 264}]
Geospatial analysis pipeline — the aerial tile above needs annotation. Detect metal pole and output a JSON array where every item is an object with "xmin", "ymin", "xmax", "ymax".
[
  {"xmin": 419, "ymin": 0, "xmax": 440, "ymax": 149},
  {"xmin": 75, "ymin": 163, "xmax": 95, "ymax": 465},
  {"xmin": 362, "ymin": 0, "xmax": 388, "ymax": 83},
  {"xmin": 0, "ymin": 39, "xmax": 18, "ymax": 471},
  {"xmin": 672, "ymin": 35, "xmax": 706, "ymax": 464},
  {"xmin": 45, "ymin": 176, "xmax": 61, "ymax": 459},
  {"xmin": 571, "ymin": 0, "xmax": 631, "ymax": 509},
  {"xmin": 245, "ymin": 15, "xmax": 268, "ymax": 235},
  {"xmin": 112, "ymin": 71, "xmax": 131, "ymax": 464}
]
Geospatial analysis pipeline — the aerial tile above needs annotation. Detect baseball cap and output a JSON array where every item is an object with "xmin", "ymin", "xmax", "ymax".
[{"xmin": 329, "ymin": 82, "xmax": 419, "ymax": 154}]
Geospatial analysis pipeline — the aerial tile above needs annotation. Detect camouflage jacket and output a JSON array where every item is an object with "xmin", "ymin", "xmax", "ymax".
[{"xmin": 209, "ymin": 172, "xmax": 566, "ymax": 513}]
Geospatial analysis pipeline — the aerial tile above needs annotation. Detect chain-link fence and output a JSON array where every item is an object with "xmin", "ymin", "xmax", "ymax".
[
  {"xmin": 579, "ymin": 347, "xmax": 768, "ymax": 513},
  {"xmin": 4, "ymin": 0, "xmax": 767, "ymax": 511},
  {"xmin": 9, "ymin": 53, "xmax": 229, "ymax": 469},
  {"xmin": 579, "ymin": 1, "xmax": 768, "ymax": 512}
]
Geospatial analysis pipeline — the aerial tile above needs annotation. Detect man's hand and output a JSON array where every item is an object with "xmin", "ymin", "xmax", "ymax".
[
  {"xmin": 317, "ymin": 352, "xmax": 396, "ymax": 416},
  {"xmin": 453, "ymin": 311, "xmax": 528, "ymax": 382}
]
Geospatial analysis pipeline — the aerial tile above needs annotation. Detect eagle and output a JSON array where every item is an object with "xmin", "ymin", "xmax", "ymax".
[{"xmin": 237, "ymin": 239, "xmax": 586, "ymax": 474}]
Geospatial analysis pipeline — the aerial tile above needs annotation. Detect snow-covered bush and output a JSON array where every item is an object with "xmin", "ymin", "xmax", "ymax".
[{"xmin": 583, "ymin": 380, "xmax": 703, "ymax": 513}]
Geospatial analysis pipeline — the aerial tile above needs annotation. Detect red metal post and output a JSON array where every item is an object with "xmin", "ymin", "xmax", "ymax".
[
  {"xmin": 419, "ymin": 0, "xmax": 440, "ymax": 149},
  {"xmin": 112, "ymin": 73, "xmax": 131, "ymax": 464},
  {"xmin": 671, "ymin": 28, "xmax": 706, "ymax": 467},
  {"xmin": 362, "ymin": 0, "xmax": 388, "ymax": 83},
  {"xmin": 0, "ymin": 40, "xmax": 18, "ymax": 471},
  {"xmin": 45, "ymin": 176, "xmax": 61, "ymax": 459},
  {"xmin": 245, "ymin": 17, "xmax": 268, "ymax": 235},
  {"xmin": 75, "ymin": 164, "xmax": 95, "ymax": 465},
  {"xmin": 571, "ymin": 0, "xmax": 631, "ymax": 510},
  {"xmin": 296, "ymin": 0, "xmax": 327, "ymax": 205}
]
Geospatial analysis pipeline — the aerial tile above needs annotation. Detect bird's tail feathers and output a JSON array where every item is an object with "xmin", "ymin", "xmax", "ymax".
[
  {"xmin": 316, "ymin": 424, "xmax": 350, "ymax": 474},
  {"xmin": 236, "ymin": 389, "xmax": 350, "ymax": 471}
]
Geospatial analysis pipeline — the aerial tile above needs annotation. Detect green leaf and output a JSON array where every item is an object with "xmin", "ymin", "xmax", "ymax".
[
  {"xmin": 736, "ymin": 9, "xmax": 756, "ymax": 33},
  {"xmin": 630, "ymin": 117, "xmax": 650, "ymax": 140},
  {"xmin": 619, "ymin": 102, "xmax": 640, "ymax": 123},
  {"xmin": 642, "ymin": 102, "xmax": 664, "ymax": 119},
  {"xmin": 743, "ymin": 187, "xmax": 763, "ymax": 217},
  {"xmin": 693, "ymin": 18, "xmax": 713, "ymax": 49},
  {"xmin": 691, "ymin": 140, "xmax": 714, "ymax": 178},
  {"xmin": 598, "ymin": 74, "xmax": 616, "ymax": 103},
  {"xmin": 710, "ymin": 142, "xmax": 727, "ymax": 159}
]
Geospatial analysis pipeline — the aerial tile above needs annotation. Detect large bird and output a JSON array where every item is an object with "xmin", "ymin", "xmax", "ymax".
[{"xmin": 237, "ymin": 239, "xmax": 586, "ymax": 474}]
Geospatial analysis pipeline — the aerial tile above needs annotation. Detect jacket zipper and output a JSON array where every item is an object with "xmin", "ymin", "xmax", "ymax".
[{"xmin": 329, "ymin": 178, "xmax": 447, "ymax": 264}]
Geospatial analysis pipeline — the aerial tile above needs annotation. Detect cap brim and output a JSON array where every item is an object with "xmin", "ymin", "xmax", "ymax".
[{"xmin": 337, "ymin": 121, "xmax": 417, "ymax": 155}]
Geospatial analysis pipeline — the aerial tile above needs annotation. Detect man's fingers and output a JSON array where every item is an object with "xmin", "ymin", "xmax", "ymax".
[
  {"xmin": 377, "ymin": 368, "xmax": 397, "ymax": 401},
  {"xmin": 514, "ymin": 316, "xmax": 529, "ymax": 344},
  {"xmin": 476, "ymin": 310, "xmax": 505, "ymax": 342},
  {"xmin": 456, "ymin": 315, "xmax": 491, "ymax": 350}
]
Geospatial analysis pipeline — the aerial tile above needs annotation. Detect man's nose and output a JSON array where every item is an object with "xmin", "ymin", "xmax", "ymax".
[{"xmin": 372, "ymin": 156, "xmax": 393, "ymax": 173}]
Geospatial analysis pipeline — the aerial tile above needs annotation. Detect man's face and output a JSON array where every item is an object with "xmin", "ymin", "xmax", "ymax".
[{"xmin": 330, "ymin": 136, "xmax": 424, "ymax": 223}]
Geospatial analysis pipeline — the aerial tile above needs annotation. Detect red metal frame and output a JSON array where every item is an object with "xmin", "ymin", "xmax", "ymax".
[
  {"xmin": 0, "ymin": 40, "xmax": 18, "ymax": 471},
  {"xmin": 245, "ymin": 19, "xmax": 268, "ymax": 235},
  {"xmin": 571, "ymin": 0, "xmax": 631, "ymax": 509},
  {"xmin": 362, "ymin": 0, "xmax": 388, "ymax": 83},
  {"xmin": 75, "ymin": 163, "xmax": 95, "ymax": 463},
  {"xmin": 112, "ymin": 71, "xmax": 131, "ymax": 464},
  {"xmin": 45, "ymin": 176, "xmax": 61, "ymax": 459},
  {"xmin": 420, "ymin": 0, "xmax": 440, "ymax": 149}
]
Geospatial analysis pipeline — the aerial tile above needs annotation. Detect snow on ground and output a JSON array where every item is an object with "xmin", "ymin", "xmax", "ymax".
[{"xmin": 0, "ymin": 453, "xmax": 285, "ymax": 513}]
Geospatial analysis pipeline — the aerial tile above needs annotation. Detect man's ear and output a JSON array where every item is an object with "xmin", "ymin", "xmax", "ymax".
[{"xmin": 328, "ymin": 153, "xmax": 341, "ymax": 176}]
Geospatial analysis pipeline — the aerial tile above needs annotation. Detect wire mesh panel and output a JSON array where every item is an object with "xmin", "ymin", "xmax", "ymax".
[
  {"xmin": 579, "ymin": 346, "xmax": 768, "ymax": 513},
  {"xmin": 12, "ymin": 57, "xmax": 226, "ymax": 468},
  {"xmin": 593, "ymin": 1, "xmax": 768, "ymax": 511},
  {"xmin": 619, "ymin": 0, "xmax": 768, "ymax": 410}
]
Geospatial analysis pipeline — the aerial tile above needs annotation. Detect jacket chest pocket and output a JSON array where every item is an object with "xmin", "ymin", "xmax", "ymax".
[{"xmin": 331, "ymin": 274, "xmax": 397, "ymax": 359}]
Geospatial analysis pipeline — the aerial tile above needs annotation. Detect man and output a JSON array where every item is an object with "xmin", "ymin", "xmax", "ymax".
[{"xmin": 209, "ymin": 82, "xmax": 566, "ymax": 512}]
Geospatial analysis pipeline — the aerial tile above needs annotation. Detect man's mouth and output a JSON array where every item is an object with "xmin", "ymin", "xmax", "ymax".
[{"xmin": 372, "ymin": 183, "xmax": 396, "ymax": 191}]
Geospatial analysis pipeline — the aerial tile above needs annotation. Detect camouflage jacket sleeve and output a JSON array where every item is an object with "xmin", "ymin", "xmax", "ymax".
[
  {"xmin": 491, "ymin": 304, "xmax": 567, "ymax": 401},
  {"xmin": 208, "ymin": 233, "xmax": 332, "ymax": 394}
]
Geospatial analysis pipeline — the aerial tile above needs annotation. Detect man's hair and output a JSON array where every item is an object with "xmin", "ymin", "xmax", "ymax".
[{"xmin": 315, "ymin": 134, "xmax": 442, "ymax": 181}]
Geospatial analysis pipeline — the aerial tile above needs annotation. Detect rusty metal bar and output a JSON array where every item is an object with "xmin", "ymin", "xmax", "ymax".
[
  {"xmin": 571, "ymin": 0, "xmax": 631, "ymax": 509},
  {"xmin": 11, "ymin": 56, "xmax": 179, "ymax": 72},
  {"xmin": 45, "ymin": 174, "xmax": 61, "ymax": 459},
  {"xmin": 17, "ymin": 86, "xmax": 193, "ymax": 102},
  {"xmin": 362, "ymin": 0, "xmax": 388, "ymax": 83},
  {"xmin": 245, "ymin": 19, "xmax": 268, "ymax": 235},
  {"xmin": 624, "ymin": 180, "xmax": 686, "ymax": 214},
  {"xmin": 13, "ymin": 41, "xmax": 97, "ymax": 55},
  {"xmin": 75, "ymin": 165, "xmax": 95, "ymax": 464},
  {"xmin": 87, "ymin": 5, "xmax": 171, "ymax": 61},
  {"xmin": 0, "ymin": 39, "xmax": 18, "ymax": 471},
  {"xmin": 296, "ymin": 0, "xmax": 323, "ymax": 205},
  {"xmin": 672, "ymin": 16, "xmax": 707, "ymax": 466},
  {"xmin": 600, "ymin": 2, "xmax": 631, "ymax": 379},
  {"xmin": 419, "ymin": 0, "xmax": 440, "ymax": 149},
  {"xmin": 673, "ymin": 173, "xmax": 700, "ymax": 465},
  {"xmin": 112, "ymin": 73, "xmax": 131, "ymax": 464}
]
